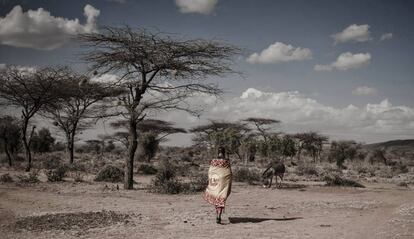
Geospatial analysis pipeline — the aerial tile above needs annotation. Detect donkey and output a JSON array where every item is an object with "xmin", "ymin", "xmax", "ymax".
[{"xmin": 262, "ymin": 161, "xmax": 286, "ymax": 188}]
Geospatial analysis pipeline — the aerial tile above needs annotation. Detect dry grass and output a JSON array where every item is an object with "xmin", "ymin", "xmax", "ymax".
[{"xmin": 12, "ymin": 210, "xmax": 133, "ymax": 232}]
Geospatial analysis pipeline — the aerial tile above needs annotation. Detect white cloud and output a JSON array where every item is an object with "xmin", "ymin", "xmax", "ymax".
[
  {"xmin": 352, "ymin": 86, "xmax": 378, "ymax": 96},
  {"xmin": 314, "ymin": 52, "xmax": 371, "ymax": 71},
  {"xmin": 380, "ymin": 33, "xmax": 393, "ymax": 41},
  {"xmin": 247, "ymin": 42, "xmax": 312, "ymax": 64},
  {"xmin": 0, "ymin": 4, "xmax": 100, "ymax": 50},
  {"xmin": 90, "ymin": 73, "xmax": 119, "ymax": 83},
  {"xmin": 175, "ymin": 0, "xmax": 218, "ymax": 15},
  {"xmin": 161, "ymin": 88, "xmax": 414, "ymax": 144},
  {"xmin": 332, "ymin": 24, "xmax": 372, "ymax": 44}
]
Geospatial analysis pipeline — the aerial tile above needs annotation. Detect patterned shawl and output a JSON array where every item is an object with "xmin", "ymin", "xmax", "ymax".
[{"xmin": 203, "ymin": 158, "xmax": 232, "ymax": 207}]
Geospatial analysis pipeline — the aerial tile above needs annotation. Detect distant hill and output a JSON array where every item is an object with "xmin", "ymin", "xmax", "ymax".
[{"xmin": 364, "ymin": 139, "xmax": 414, "ymax": 149}]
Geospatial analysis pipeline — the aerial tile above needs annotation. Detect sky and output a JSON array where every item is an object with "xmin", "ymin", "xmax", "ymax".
[{"xmin": 1, "ymin": 0, "xmax": 414, "ymax": 145}]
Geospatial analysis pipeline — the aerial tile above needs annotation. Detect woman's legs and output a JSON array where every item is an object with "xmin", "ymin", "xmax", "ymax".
[{"xmin": 215, "ymin": 206, "xmax": 224, "ymax": 224}]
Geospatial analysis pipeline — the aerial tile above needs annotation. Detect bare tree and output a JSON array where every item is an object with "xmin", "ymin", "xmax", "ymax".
[
  {"xmin": 79, "ymin": 26, "xmax": 240, "ymax": 189},
  {"xmin": 0, "ymin": 66, "xmax": 60, "ymax": 171},
  {"xmin": 41, "ymin": 68, "xmax": 117, "ymax": 164}
]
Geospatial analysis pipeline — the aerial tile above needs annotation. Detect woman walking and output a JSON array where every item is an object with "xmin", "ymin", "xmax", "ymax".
[{"xmin": 203, "ymin": 147, "xmax": 232, "ymax": 224}]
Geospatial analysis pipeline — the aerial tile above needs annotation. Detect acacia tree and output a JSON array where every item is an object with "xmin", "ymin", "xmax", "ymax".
[
  {"xmin": 0, "ymin": 66, "xmax": 60, "ymax": 171},
  {"xmin": 41, "ymin": 68, "xmax": 116, "ymax": 164},
  {"xmin": 79, "ymin": 26, "xmax": 240, "ymax": 189},
  {"xmin": 0, "ymin": 115, "xmax": 21, "ymax": 166},
  {"xmin": 294, "ymin": 132, "xmax": 328, "ymax": 162},
  {"xmin": 243, "ymin": 117, "xmax": 280, "ymax": 143},
  {"xmin": 328, "ymin": 140, "xmax": 361, "ymax": 168},
  {"xmin": 190, "ymin": 120, "xmax": 250, "ymax": 160}
]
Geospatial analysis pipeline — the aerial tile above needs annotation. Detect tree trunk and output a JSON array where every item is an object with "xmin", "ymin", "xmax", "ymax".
[
  {"xmin": 67, "ymin": 134, "xmax": 75, "ymax": 164},
  {"xmin": 22, "ymin": 118, "xmax": 33, "ymax": 171},
  {"xmin": 68, "ymin": 129, "xmax": 77, "ymax": 164},
  {"xmin": 4, "ymin": 141, "xmax": 12, "ymax": 167},
  {"xmin": 125, "ymin": 120, "xmax": 138, "ymax": 190}
]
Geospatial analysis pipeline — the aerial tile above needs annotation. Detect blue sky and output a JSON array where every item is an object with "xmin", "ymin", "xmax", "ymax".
[{"xmin": 1, "ymin": 0, "xmax": 413, "ymax": 144}]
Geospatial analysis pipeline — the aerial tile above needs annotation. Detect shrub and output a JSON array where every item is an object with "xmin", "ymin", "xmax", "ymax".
[
  {"xmin": 296, "ymin": 162, "xmax": 318, "ymax": 176},
  {"xmin": 42, "ymin": 156, "xmax": 63, "ymax": 170},
  {"xmin": 392, "ymin": 164, "xmax": 409, "ymax": 174},
  {"xmin": 138, "ymin": 164, "xmax": 157, "ymax": 175},
  {"xmin": 323, "ymin": 174, "xmax": 365, "ymax": 188},
  {"xmin": 182, "ymin": 173, "xmax": 208, "ymax": 193},
  {"xmin": 233, "ymin": 167, "xmax": 261, "ymax": 184},
  {"xmin": 0, "ymin": 173, "xmax": 13, "ymax": 183},
  {"xmin": 46, "ymin": 165, "xmax": 68, "ymax": 182},
  {"xmin": 150, "ymin": 159, "xmax": 183, "ymax": 194},
  {"xmin": 74, "ymin": 172, "xmax": 84, "ymax": 182},
  {"xmin": 17, "ymin": 170, "xmax": 40, "ymax": 183},
  {"xmin": 94, "ymin": 165, "xmax": 124, "ymax": 183}
]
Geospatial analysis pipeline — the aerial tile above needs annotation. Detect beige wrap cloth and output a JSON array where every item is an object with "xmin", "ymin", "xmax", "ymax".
[{"xmin": 203, "ymin": 158, "xmax": 232, "ymax": 207}]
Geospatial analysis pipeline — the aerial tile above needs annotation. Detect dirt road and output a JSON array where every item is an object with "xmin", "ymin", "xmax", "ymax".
[{"xmin": 0, "ymin": 177, "xmax": 413, "ymax": 239}]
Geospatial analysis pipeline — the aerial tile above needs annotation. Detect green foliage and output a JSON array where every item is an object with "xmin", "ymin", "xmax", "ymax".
[
  {"xmin": 138, "ymin": 133, "xmax": 159, "ymax": 162},
  {"xmin": 31, "ymin": 128, "xmax": 55, "ymax": 153},
  {"xmin": 295, "ymin": 132, "xmax": 328, "ymax": 161},
  {"xmin": 0, "ymin": 116, "xmax": 22, "ymax": 163},
  {"xmin": 329, "ymin": 140, "xmax": 362, "ymax": 168},
  {"xmin": 240, "ymin": 137, "xmax": 257, "ymax": 161},
  {"xmin": 94, "ymin": 165, "xmax": 124, "ymax": 183}
]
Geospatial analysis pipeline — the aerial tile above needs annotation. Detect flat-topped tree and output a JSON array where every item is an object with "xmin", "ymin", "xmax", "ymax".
[
  {"xmin": 243, "ymin": 117, "xmax": 280, "ymax": 143},
  {"xmin": 41, "ymin": 68, "xmax": 117, "ymax": 164},
  {"xmin": 79, "ymin": 26, "xmax": 240, "ymax": 189},
  {"xmin": 0, "ymin": 66, "xmax": 61, "ymax": 171},
  {"xmin": 190, "ymin": 120, "xmax": 251, "ymax": 159},
  {"xmin": 294, "ymin": 131, "xmax": 328, "ymax": 162}
]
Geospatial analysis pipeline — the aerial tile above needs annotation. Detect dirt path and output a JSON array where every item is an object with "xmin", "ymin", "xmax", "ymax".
[{"xmin": 0, "ymin": 179, "xmax": 413, "ymax": 239}]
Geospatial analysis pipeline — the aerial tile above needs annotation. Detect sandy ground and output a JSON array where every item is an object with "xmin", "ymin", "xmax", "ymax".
[{"xmin": 0, "ymin": 175, "xmax": 413, "ymax": 239}]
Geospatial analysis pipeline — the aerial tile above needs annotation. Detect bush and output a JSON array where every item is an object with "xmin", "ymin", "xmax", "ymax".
[
  {"xmin": 138, "ymin": 164, "xmax": 158, "ymax": 175},
  {"xmin": 46, "ymin": 165, "xmax": 68, "ymax": 182},
  {"xmin": 150, "ymin": 160, "xmax": 182, "ymax": 194},
  {"xmin": 233, "ymin": 167, "xmax": 261, "ymax": 184},
  {"xmin": 392, "ymin": 164, "xmax": 409, "ymax": 174},
  {"xmin": 0, "ymin": 173, "xmax": 13, "ymax": 183},
  {"xmin": 74, "ymin": 172, "xmax": 84, "ymax": 182},
  {"xmin": 17, "ymin": 170, "xmax": 40, "ymax": 183},
  {"xmin": 296, "ymin": 162, "xmax": 318, "ymax": 176},
  {"xmin": 42, "ymin": 156, "xmax": 63, "ymax": 170},
  {"xmin": 94, "ymin": 165, "xmax": 124, "ymax": 183},
  {"xmin": 182, "ymin": 173, "xmax": 208, "ymax": 193},
  {"xmin": 323, "ymin": 174, "xmax": 365, "ymax": 188}
]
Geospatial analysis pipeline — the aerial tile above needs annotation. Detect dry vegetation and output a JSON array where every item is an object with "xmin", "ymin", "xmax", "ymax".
[{"xmin": 0, "ymin": 143, "xmax": 413, "ymax": 238}]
